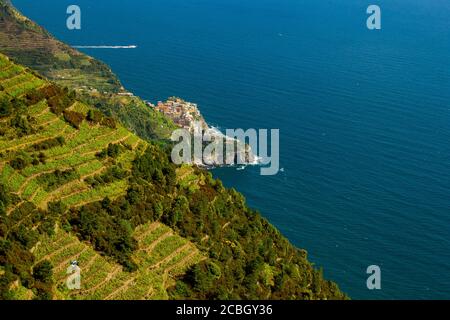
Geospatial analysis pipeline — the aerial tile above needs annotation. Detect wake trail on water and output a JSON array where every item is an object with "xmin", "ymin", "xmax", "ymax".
[{"xmin": 71, "ymin": 45, "xmax": 138, "ymax": 49}]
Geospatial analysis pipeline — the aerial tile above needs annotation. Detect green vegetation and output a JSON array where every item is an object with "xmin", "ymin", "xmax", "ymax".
[
  {"xmin": 65, "ymin": 201, "xmax": 138, "ymax": 272},
  {"xmin": 37, "ymin": 169, "xmax": 80, "ymax": 192},
  {"xmin": 0, "ymin": 38, "xmax": 346, "ymax": 300},
  {"xmin": 31, "ymin": 222, "xmax": 202, "ymax": 300},
  {"xmin": 63, "ymin": 110, "xmax": 84, "ymax": 129},
  {"xmin": 28, "ymin": 136, "xmax": 65, "ymax": 152},
  {"xmin": 32, "ymin": 260, "xmax": 53, "ymax": 300},
  {"xmin": 86, "ymin": 166, "xmax": 127, "ymax": 188}
]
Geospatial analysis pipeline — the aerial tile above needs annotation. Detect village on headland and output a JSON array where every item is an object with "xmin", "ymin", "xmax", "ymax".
[
  {"xmin": 146, "ymin": 97, "xmax": 258, "ymax": 166},
  {"xmin": 148, "ymin": 97, "xmax": 209, "ymax": 131}
]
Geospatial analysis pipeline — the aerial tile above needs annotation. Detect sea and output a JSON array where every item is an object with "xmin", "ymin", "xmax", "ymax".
[{"xmin": 12, "ymin": 0, "xmax": 450, "ymax": 299}]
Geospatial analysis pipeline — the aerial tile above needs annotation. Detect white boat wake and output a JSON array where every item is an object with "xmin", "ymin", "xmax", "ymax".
[{"xmin": 72, "ymin": 45, "xmax": 138, "ymax": 49}]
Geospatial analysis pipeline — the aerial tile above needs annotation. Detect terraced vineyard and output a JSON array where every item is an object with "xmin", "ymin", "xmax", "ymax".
[
  {"xmin": 34, "ymin": 222, "xmax": 203, "ymax": 300},
  {"xmin": 0, "ymin": 53, "xmax": 205, "ymax": 300},
  {"xmin": 0, "ymin": 54, "xmax": 142, "ymax": 211},
  {"xmin": 0, "ymin": 61, "xmax": 46, "ymax": 98}
]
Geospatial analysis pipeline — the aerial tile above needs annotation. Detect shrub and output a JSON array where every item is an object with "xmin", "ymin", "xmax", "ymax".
[
  {"xmin": 0, "ymin": 184, "xmax": 10, "ymax": 215},
  {"xmin": 32, "ymin": 260, "xmax": 53, "ymax": 300},
  {"xmin": 88, "ymin": 166, "xmax": 127, "ymax": 187},
  {"xmin": 11, "ymin": 98, "xmax": 27, "ymax": 111},
  {"xmin": 45, "ymin": 85, "xmax": 75, "ymax": 115},
  {"xmin": 10, "ymin": 115, "xmax": 34, "ymax": 136},
  {"xmin": 39, "ymin": 84, "xmax": 59, "ymax": 99},
  {"xmin": 63, "ymin": 110, "xmax": 84, "ymax": 129},
  {"xmin": 29, "ymin": 136, "xmax": 65, "ymax": 151},
  {"xmin": 0, "ymin": 96, "xmax": 12, "ymax": 118},
  {"xmin": 107, "ymin": 143, "xmax": 121, "ymax": 158},
  {"xmin": 24, "ymin": 89, "xmax": 45, "ymax": 106},
  {"xmin": 10, "ymin": 152, "xmax": 33, "ymax": 170},
  {"xmin": 97, "ymin": 143, "xmax": 122, "ymax": 159},
  {"xmin": 101, "ymin": 116, "xmax": 116, "ymax": 129},
  {"xmin": 86, "ymin": 109, "xmax": 103, "ymax": 123},
  {"xmin": 32, "ymin": 260, "xmax": 53, "ymax": 283},
  {"xmin": 37, "ymin": 169, "xmax": 80, "ymax": 192}
]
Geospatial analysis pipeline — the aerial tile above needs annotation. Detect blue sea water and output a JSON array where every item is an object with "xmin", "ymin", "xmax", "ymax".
[{"xmin": 12, "ymin": 0, "xmax": 450, "ymax": 299}]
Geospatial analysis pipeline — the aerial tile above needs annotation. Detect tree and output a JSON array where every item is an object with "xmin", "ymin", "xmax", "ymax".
[
  {"xmin": 63, "ymin": 110, "xmax": 84, "ymax": 129},
  {"xmin": 0, "ymin": 96, "xmax": 12, "ymax": 117},
  {"xmin": 87, "ymin": 109, "xmax": 103, "ymax": 123},
  {"xmin": 10, "ymin": 115, "xmax": 34, "ymax": 136},
  {"xmin": 0, "ymin": 184, "xmax": 10, "ymax": 214},
  {"xmin": 164, "ymin": 195, "xmax": 188, "ymax": 227},
  {"xmin": 33, "ymin": 260, "xmax": 53, "ymax": 283},
  {"xmin": 186, "ymin": 261, "xmax": 221, "ymax": 294}
]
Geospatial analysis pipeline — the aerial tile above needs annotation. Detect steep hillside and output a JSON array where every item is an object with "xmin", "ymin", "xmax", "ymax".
[
  {"xmin": 0, "ymin": 57, "xmax": 140, "ymax": 211},
  {"xmin": 0, "ymin": 52, "xmax": 201, "ymax": 299},
  {"xmin": 34, "ymin": 222, "xmax": 203, "ymax": 300},
  {"xmin": 0, "ymin": 0, "xmax": 176, "ymax": 140},
  {"xmin": 0, "ymin": 54, "xmax": 346, "ymax": 300}
]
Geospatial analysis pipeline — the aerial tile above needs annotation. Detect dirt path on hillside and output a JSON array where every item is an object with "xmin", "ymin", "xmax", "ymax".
[
  {"xmin": 140, "ymin": 231, "xmax": 173, "ymax": 254},
  {"xmin": 135, "ymin": 222, "xmax": 161, "ymax": 241},
  {"xmin": 35, "ymin": 241, "xmax": 79, "ymax": 265},
  {"xmin": 78, "ymin": 266, "xmax": 121, "ymax": 295},
  {"xmin": 148, "ymin": 243, "xmax": 191, "ymax": 271}
]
